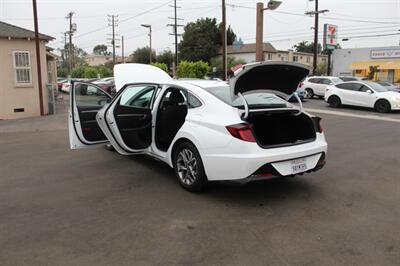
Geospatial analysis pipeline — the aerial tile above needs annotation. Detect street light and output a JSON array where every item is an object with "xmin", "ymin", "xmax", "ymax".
[
  {"xmin": 141, "ymin": 24, "xmax": 152, "ymax": 64},
  {"xmin": 255, "ymin": 1, "xmax": 282, "ymax": 62}
]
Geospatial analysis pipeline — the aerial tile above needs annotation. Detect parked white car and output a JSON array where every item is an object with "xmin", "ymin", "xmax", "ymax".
[
  {"xmin": 325, "ymin": 81, "xmax": 400, "ymax": 113},
  {"xmin": 299, "ymin": 76, "xmax": 343, "ymax": 98},
  {"xmin": 69, "ymin": 62, "xmax": 328, "ymax": 192}
]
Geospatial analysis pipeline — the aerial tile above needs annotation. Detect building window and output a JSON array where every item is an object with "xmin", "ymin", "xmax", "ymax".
[
  {"xmin": 281, "ymin": 56, "xmax": 285, "ymax": 61},
  {"xmin": 321, "ymin": 58, "xmax": 326, "ymax": 62},
  {"xmin": 13, "ymin": 51, "xmax": 32, "ymax": 85},
  {"xmin": 306, "ymin": 57, "xmax": 311, "ymax": 63},
  {"xmin": 293, "ymin": 56, "xmax": 298, "ymax": 62},
  {"xmin": 267, "ymin": 53, "xmax": 272, "ymax": 60}
]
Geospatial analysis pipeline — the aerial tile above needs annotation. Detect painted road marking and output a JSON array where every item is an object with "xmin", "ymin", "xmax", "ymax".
[{"xmin": 305, "ymin": 108, "xmax": 400, "ymax": 123}]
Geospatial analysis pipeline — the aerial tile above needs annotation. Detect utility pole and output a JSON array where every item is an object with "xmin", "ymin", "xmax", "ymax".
[
  {"xmin": 221, "ymin": 0, "xmax": 227, "ymax": 80},
  {"xmin": 108, "ymin": 15, "xmax": 119, "ymax": 65},
  {"xmin": 168, "ymin": 1, "xmax": 183, "ymax": 74},
  {"xmin": 32, "ymin": 0, "xmax": 44, "ymax": 116},
  {"xmin": 305, "ymin": 0, "xmax": 328, "ymax": 75},
  {"xmin": 141, "ymin": 24, "xmax": 152, "ymax": 63},
  {"xmin": 66, "ymin": 12, "xmax": 74, "ymax": 75},
  {"xmin": 121, "ymin": 35, "xmax": 125, "ymax": 63},
  {"xmin": 255, "ymin": 1, "xmax": 282, "ymax": 62},
  {"xmin": 255, "ymin": 2, "xmax": 264, "ymax": 62}
]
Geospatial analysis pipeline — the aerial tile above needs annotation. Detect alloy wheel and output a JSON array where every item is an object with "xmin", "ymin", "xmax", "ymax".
[{"xmin": 176, "ymin": 148, "xmax": 198, "ymax": 185}]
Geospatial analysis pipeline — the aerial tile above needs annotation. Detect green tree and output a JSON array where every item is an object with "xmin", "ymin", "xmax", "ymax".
[
  {"xmin": 218, "ymin": 24, "xmax": 236, "ymax": 45},
  {"xmin": 130, "ymin": 46, "xmax": 156, "ymax": 64},
  {"xmin": 156, "ymin": 49, "xmax": 174, "ymax": 69},
  {"xmin": 57, "ymin": 67, "xmax": 68, "ymax": 78},
  {"xmin": 315, "ymin": 62, "xmax": 328, "ymax": 76},
  {"xmin": 293, "ymin": 41, "xmax": 322, "ymax": 54},
  {"xmin": 151, "ymin": 62, "xmax": 169, "ymax": 73},
  {"xmin": 93, "ymin": 44, "xmax": 111, "ymax": 56},
  {"xmin": 176, "ymin": 61, "xmax": 209, "ymax": 78},
  {"xmin": 179, "ymin": 18, "xmax": 220, "ymax": 62}
]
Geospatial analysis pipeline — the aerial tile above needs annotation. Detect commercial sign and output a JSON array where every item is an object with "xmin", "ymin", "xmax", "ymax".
[
  {"xmin": 370, "ymin": 49, "xmax": 400, "ymax": 59},
  {"xmin": 323, "ymin": 24, "xmax": 338, "ymax": 50}
]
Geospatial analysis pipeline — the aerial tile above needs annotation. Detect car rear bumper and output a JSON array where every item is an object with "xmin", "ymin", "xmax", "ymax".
[{"xmin": 202, "ymin": 134, "xmax": 328, "ymax": 181}]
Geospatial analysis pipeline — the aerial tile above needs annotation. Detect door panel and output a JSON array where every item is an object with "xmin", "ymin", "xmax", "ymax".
[
  {"xmin": 69, "ymin": 82, "xmax": 111, "ymax": 149},
  {"xmin": 103, "ymin": 84, "xmax": 158, "ymax": 154},
  {"xmin": 113, "ymin": 105, "xmax": 152, "ymax": 150}
]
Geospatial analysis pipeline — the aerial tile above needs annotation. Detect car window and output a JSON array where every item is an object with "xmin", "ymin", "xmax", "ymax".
[
  {"xmin": 340, "ymin": 77, "xmax": 357, "ymax": 82},
  {"xmin": 308, "ymin": 78, "xmax": 321, "ymax": 84},
  {"xmin": 320, "ymin": 79, "xmax": 333, "ymax": 85},
  {"xmin": 362, "ymin": 81, "xmax": 388, "ymax": 92},
  {"xmin": 119, "ymin": 85, "xmax": 157, "ymax": 108},
  {"xmin": 359, "ymin": 85, "xmax": 372, "ymax": 93},
  {"xmin": 75, "ymin": 83, "xmax": 109, "ymax": 107},
  {"xmin": 187, "ymin": 93, "xmax": 202, "ymax": 108},
  {"xmin": 336, "ymin": 83, "xmax": 362, "ymax": 91}
]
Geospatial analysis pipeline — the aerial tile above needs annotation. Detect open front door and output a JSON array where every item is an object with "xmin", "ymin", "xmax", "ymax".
[
  {"xmin": 69, "ymin": 81, "xmax": 111, "ymax": 149},
  {"xmin": 98, "ymin": 83, "xmax": 159, "ymax": 155}
]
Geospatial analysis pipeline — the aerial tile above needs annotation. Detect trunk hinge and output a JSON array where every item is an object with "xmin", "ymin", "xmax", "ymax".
[
  {"xmin": 292, "ymin": 92, "xmax": 304, "ymax": 115},
  {"xmin": 238, "ymin": 92, "xmax": 249, "ymax": 120}
]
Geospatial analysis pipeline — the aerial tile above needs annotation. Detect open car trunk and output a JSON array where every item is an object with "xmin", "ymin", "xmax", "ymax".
[{"xmin": 247, "ymin": 110, "xmax": 316, "ymax": 149}]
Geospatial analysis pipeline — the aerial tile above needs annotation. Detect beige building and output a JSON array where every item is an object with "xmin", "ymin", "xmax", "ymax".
[
  {"xmin": 0, "ymin": 21, "xmax": 56, "ymax": 119},
  {"xmin": 218, "ymin": 42, "xmax": 328, "ymax": 67},
  {"xmin": 85, "ymin": 54, "xmax": 124, "ymax": 66}
]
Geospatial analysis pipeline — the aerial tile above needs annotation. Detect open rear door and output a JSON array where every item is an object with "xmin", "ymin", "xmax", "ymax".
[
  {"xmin": 97, "ymin": 83, "xmax": 160, "ymax": 155},
  {"xmin": 69, "ymin": 81, "xmax": 111, "ymax": 149}
]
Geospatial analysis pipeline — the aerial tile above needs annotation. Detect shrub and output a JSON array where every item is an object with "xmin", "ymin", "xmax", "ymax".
[
  {"xmin": 151, "ymin": 62, "xmax": 169, "ymax": 73},
  {"xmin": 176, "ymin": 60, "xmax": 209, "ymax": 79}
]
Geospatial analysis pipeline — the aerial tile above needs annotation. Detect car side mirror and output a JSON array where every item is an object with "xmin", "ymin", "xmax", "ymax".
[{"xmin": 366, "ymin": 89, "xmax": 373, "ymax": 94}]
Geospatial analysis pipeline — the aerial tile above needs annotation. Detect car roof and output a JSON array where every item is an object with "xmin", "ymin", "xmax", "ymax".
[{"xmin": 178, "ymin": 79, "xmax": 228, "ymax": 88}]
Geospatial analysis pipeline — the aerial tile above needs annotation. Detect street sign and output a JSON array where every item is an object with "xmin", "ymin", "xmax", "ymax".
[{"xmin": 323, "ymin": 24, "xmax": 338, "ymax": 50}]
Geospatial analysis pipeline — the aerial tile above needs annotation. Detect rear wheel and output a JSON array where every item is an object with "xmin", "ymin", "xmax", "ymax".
[
  {"xmin": 173, "ymin": 142, "xmax": 207, "ymax": 192},
  {"xmin": 305, "ymin": 88, "xmax": 314, "ymax": 99},
  {"xmin": 375, "ymin": 100, "xmax": 391, "ymax": 113},
  {"xmin": 328, "ymin": 95, "xmax": 341, "ymax": 108}
]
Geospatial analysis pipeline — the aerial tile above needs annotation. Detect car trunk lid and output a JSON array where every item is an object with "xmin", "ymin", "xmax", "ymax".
[{"xmin": 230, "ymin": 61, "xmax": 311, "ymax": 97}]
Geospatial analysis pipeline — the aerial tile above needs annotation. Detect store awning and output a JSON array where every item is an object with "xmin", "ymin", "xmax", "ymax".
[{"xmin": 350, "ymin": 60, "xmax": 400, "ymax": 70}]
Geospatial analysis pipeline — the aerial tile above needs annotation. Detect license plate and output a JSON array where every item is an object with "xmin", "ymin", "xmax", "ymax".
[{"xmin": 290, "ymin": 158, "xmax": 307, "ymax": 174}]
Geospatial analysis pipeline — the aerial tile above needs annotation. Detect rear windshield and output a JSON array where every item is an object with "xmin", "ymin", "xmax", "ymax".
[{"xmin": 203, "ymin": 86, "xmax": 288, "ymax": 109}]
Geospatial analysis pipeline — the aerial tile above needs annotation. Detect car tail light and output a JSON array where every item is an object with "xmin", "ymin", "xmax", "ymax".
[
  {"xmin": 299, "ymin": 82, "xmax": 304, "ymax": 88},
  {"xmin": 226, "ymin": 123, "xmax": 256, "ymax": 142},
  {"xmin": 312, "ymin": 116, "xmax": 323, "ymax": 133}
]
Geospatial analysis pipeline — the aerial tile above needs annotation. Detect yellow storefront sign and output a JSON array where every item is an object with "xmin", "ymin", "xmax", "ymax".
[{"xmin": 350, "ymin": 60, "xmax": 400, "ymax": 70}]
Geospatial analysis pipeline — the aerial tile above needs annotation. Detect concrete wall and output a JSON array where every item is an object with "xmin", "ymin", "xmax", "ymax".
[
  {"xmin": 0, "ymin": 38, "xmax": 49, "ymax": 119},
  {"xmin": 332, "ymin": 46, "xmax": 400, "ymax": 77}
]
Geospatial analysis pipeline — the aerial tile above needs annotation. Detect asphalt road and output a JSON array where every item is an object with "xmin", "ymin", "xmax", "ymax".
[{"xmin": 0, "ymin": 104, "xmax": 399, "ymax": 265}]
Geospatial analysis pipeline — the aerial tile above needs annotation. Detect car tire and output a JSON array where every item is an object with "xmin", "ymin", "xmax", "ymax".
[
  {"xmin": 328, "ymin": 95, "xmax": 341, "ymax": 108},
  {"xmin": 173, "ymin": 141, "xmax": 208, "ymax": 192},
  {"xmin": 305, "ymin": 88, "xmax": 314, "ymax": 99},
  {"xmin": 375, "ymin": 99, "xmax": 391, "ymax": 113}
]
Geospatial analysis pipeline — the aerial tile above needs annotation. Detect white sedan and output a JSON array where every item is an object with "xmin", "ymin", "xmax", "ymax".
[
  {"xmin": 69, "ymin": 62, "xmax": 328, "ymax": 192},
  {"xmin": 325, "ymin": 81, "xmax": 400, "ymax": 113}
]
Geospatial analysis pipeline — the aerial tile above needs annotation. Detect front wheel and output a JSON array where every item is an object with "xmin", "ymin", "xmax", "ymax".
[
  {"xmin": 375, "ymin": 100, "xmax": 391, "ymax": 113},
  {"xmin": 173, "ymin": 142, "xmax": 208, "ymax": 192}
]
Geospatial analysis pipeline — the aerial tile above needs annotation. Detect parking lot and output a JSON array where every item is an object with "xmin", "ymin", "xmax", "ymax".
[{"xmin": 0, "ymin": 99, "xmax": 399, "ymax": 265}]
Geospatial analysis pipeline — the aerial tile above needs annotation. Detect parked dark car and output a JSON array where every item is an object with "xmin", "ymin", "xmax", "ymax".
[{"xmin": 92, "ymin": 77, "xmax": 115, "ymax": 94}]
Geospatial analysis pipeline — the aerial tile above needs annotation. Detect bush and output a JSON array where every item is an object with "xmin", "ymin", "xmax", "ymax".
[
  {"xmin": 57, "ymin": 67, "xmax": 68, "ymax": 78},
  {"xmin": 151, "ymin": 62, "xmax": 169, "ymax": 73},
  {"xmin": 71, "ymin": 65, "xmax": 86, "ymax": 78},
  {"xmin": 70, "ymin": 65, "xmax": 113, "ymax": 79},
  {"xmin": 176, "ymin": 60, "xmax": 209, "ymax": 79}
]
